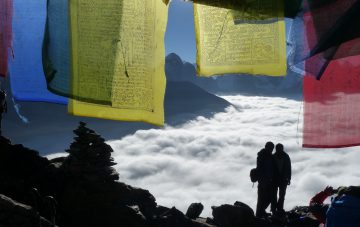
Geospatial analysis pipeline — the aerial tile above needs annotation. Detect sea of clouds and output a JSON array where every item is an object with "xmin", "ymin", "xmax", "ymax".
[{"xmin": 108, "ymin": 95, "xmax": 360, "ymax": 217}]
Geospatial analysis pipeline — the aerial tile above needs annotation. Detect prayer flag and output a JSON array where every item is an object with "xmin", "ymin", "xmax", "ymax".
[
  {"xmin": 194, "ymin": 0, "xmax": 287, "ymax": 76},
  {"xmin": 42, "ymin": 0, "xmax": 71, "ymax": 98},
  {"xmin": 68, "ymin": 0, "xmax": 168, "ymax": 126},
  {"xmin": 303, "ymin": 55, "xmax": 360, "ymax": 148},
  {"xmin": 0, "ymin": 0, "xmax": 12, "ymax": 77},
  {"xmin": 308, "ymin": 0, "xmax": 360, "ymax": 58},
  {"xmin": 289, "ymin": 0, "xmax": 360, "ymax": 79},
  {"xmin": 9, "ymin": 0, "xmax": 66, "ymax": 103},
  {"xmin": 190, "ymin": 0, "xmax": 302, "ymax": 19}
]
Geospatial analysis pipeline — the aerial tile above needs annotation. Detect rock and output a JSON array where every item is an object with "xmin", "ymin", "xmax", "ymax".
[
  {"xmin": 0, "ymin": 194, "xmax": 55, "ymax": 227},
  {"xmin": 152, "ymin": 207, "xmax": 209, "ymax": 227},
  {"xmin": 186, "ymin": 202, "xmax": 204, "ymax": 219},
  {"xmin": 154, "ymin": 205, "xmax": 171, "ymax": 216},
  {"xmin": 56, "ymin": 174, "xmax": 157, "ymax": 227},
  {"xmin": 63, "ymin": 122, "xmax": 119, "ymax": 182},
  {"xmin": 234, "ymin": 201, "xmax": 255, "ymax": 217},
  {"xmin": 194, "ymin": 217, "xmax": 217, "ymax": 227},
  {"xmin": 205, "ymin": 217, "xmax": 216, "ymax": 225},
  {"xmin": 251, "ymin": 217, "xmax": 270, "ymax": 227},
  {"xmin": 151, "ymin": 207, "xmax": 188, "ymax": 227},
  {"xmin": 59, "ymin": 199, "xmax": 148, "ymax": 227},
  {"xmin": 0, "ymin": 122, "xmax": 163, "ymax": 227},
  {"xmin": 0, "ymin": 139, "xmax": 54, "ymax": 205},
  {"xmin": 212, "ymin": 203, "xmax": 255, "ymax": 227},
  {"xmin": 0, "ymin": 136, "xmax": 11, "ymax": 145}
]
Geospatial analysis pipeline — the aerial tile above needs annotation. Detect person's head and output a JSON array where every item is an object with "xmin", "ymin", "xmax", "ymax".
[
  {"xmin": 265, "ymin": 141, "xmax": 274, "ymax": 152},
  {"xmin": 276, "ymin": 143, "xmax": 284, "ymax": 152}
]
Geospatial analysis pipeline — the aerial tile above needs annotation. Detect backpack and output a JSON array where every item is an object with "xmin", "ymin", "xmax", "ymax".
[{"xmin": 250, "ymin": 168, "xmax": 258, "ymax": 183}]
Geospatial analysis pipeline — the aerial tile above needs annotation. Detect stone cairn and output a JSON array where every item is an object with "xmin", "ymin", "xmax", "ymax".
[{"xmin": 64, "ymin": 122, "xmax": 119, "ymax": 182}]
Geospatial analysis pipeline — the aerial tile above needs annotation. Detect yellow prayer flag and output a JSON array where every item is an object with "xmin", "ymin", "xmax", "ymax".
[
  {"xmin": 190, "ymin": 0, "xmax": 279, "ymax": 20},
  {"xmin": 68, "ymin": 0, "xmax": 168, "ymax": 126},
  {"xmin": 194, "ymin": 0, "xmax": 287, "ymax": 76}
]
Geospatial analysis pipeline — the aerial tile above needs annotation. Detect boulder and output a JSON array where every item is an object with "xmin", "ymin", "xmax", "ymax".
[
  {"xmin": 0, "ymin": 136, "xmax": 10, "ymax": 145},
  {"xmin": 152, "ymin": 207, "xmax": 210, "ymax": 227},
  {"xmin": 212, "ymin": 203, "xmax": 255, "ymax": 227},
  {"xmin": 186, "ymin": 202, "xmax": 204, "ymax": 219},
  {"xmin": 234, "ymin": 201, "xmax": 255, "ymax": 217},
  {"xmin": 0, "ymin": 194, "xmax": 54, "ymax": 227},
  {"xmin": 194, "ymin": 217, "xmax": 217, "ymax": 227},
  {"xmin": 0, "ymin": 138, "xmax": 54, "ymax": 205}
]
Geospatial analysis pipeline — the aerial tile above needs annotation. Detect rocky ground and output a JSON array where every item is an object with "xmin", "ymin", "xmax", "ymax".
[{"xmin": 0, "ymin": 123, "xmax": 321, "ymax": 227}]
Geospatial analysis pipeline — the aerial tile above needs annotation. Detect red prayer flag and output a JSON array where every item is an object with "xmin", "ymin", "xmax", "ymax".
[
  {"xmin": 0, "ymin": 0, "xmax": 12, "ymax": 77},
  {"xmin": 303, "ymin": 55, "xmax": 360, "ymax": 148},
  {"xmin": 289, "ymin": 0, "xmax": 360, "ymax": 79}
]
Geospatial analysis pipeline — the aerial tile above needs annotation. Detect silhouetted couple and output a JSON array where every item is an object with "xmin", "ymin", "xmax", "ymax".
[{"xmin": 255, "ymin": 141, "xmax": 291, "ymax": 218}]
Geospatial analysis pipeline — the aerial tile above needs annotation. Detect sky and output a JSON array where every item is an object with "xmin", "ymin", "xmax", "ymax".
[{"xmin": 165, "ymin": 0, "xmax": 196, "ymax": 63}]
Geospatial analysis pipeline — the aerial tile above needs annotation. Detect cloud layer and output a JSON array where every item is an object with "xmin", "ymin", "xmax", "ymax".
[{"xmin": 108, "ymin": 95, "xmax": 360, "ymax": 216}]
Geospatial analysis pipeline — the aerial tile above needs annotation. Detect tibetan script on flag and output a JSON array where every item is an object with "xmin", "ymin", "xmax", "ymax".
[
  {"xmin": 68, "ymin": 0, "xmax": 168, "ymax": 126},
  {"xmin": 194, "ymin": 0, "xmax": 286, "ymax": 76}
]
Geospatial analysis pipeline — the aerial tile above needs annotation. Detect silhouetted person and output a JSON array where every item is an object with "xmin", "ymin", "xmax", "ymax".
[
  {"xmin": 256, "ymin": 141, "xmax": 275, "ymax": 217},
  {"xmin": 273, "ymin": 143, "xmax": 291, "ymax": 213},
  {"xmin": 0, "ymin": 89, "xmax": 7, "ymax": 136}
]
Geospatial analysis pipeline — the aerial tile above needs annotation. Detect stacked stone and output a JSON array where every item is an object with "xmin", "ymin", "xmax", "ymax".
[{"xmin": 64, "ymin": 122, "xmax": 119, "ymax": 182}]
